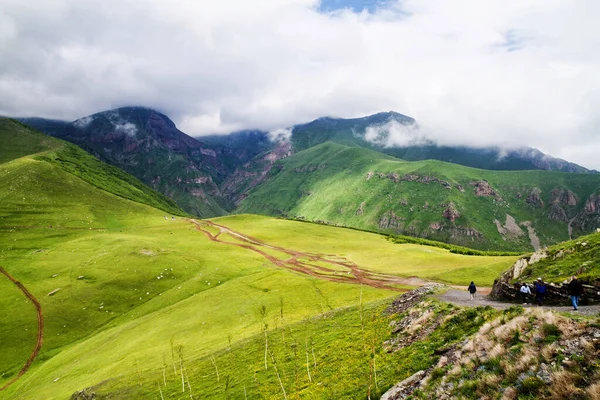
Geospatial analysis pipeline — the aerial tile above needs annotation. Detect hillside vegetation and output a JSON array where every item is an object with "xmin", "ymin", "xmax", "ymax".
[
  {"xmin": 0, "ymin": 121, "xmax": 520, "ymax": 398},
  {"xmin": 238, "ymin": 141, "xmax": 600, "ymax": 251},
  {"xmin": 517, "ymin": 231, "xmax": 600, "ymax": 284}
]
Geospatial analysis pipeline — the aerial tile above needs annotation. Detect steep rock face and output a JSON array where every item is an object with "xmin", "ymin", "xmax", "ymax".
[
  {"xmin": 219, "ymin": 141, "xmax": 292, "ymax": 205},
  {"xmin": 547, "ymin": 203, "xmax": 568, "ymax": 222},
  {"xmin": 526, "ymin": 188, "xmax": 544, "ymax": 207},
  {"xmin": 551, "ymin": 187, "xmax": 578, "ymax": 206},
  {"xmin": 584, "ymin": 193, "xmax": 600, "ymax": 213}
]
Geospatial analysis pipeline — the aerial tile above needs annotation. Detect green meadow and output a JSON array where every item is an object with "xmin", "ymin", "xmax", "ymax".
[{"xmin": 0, "ymin": 119, "xmax": 518, "ymax": 399}]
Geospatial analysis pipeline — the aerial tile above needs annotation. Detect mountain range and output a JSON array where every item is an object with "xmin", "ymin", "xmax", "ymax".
[{"xmin": 15, "ymin": 107, "xmax": 600, "ymax": 251}]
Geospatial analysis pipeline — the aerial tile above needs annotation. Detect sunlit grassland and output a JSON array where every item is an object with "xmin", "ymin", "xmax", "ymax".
[{"xmin": 213, "ymin": 214, "xmax": 519, "ymax": 286}]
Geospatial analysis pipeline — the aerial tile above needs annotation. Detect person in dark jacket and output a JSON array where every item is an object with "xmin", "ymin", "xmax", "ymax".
[
  {"xmin": 468, "ymin": 281, "xmax": 477, "ymax": 300},
  {"xmin": 534, "ymin": 278, "xmax": 547, "ymax": 306},
  {"xmin": 568, "ymin": 276, "xmax": 584, "ymax": 310}
]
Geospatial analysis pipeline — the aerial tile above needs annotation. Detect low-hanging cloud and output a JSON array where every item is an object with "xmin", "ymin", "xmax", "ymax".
[
  {"xmin": 268, "ymin": 127, "xmax": 293, "ymax": 143},
  {"xmin": 1, "ymin": 0, "xmax": 600, "ymax": 169},
  {"xmin": 363, "ymin": 120, "xmax": 429, "ymax": 148}
]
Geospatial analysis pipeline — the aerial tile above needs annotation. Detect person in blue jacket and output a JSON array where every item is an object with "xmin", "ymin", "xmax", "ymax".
[{"xmin": 534, "ymin": 278, "xmax": 547, "ymax": 306}]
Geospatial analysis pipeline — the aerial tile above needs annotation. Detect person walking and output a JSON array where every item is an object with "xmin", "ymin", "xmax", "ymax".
[
  {"xmin": 519, "ymin": 283, "xmax": 531, "ymax": 304},
  {"xmin": 468, "ymin": 281, "xmax": 477, "ymax": 300},
  {"xmin": 568, "ymin": 276, "xmax": 584, "ymax": 311},
  {"xmin": 534, "ymin": 278, "xmax": 547, "ymax": 306}
]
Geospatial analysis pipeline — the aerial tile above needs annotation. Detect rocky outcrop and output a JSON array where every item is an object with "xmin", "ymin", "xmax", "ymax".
[
  {"xmin": 471, "ymin": 180, "xmax": 497, "ymax": 198},
  {"xmin": 378, "ymin": 211, "xmax": 405, "ymax": 230},
  {"xmin": 550, "ymin": 188, "xmax": 578, "ymax": 206},
  {"xmin": 494, "ymin": 214, "xmax": 525, "ymax": 240},
  {"xmin": 526, "ymin": 188, "xmax": 544, "ymax": 207},
  {"xmin": 584, "ymin": 193, "xmax": 600, "ymax": 213},
  {"xmin": 547, "ymin": 203, "xmax": 568, "ymax": 222},
  {"xmin": 442, "ymin": 202, "xmax": 460, "ymax": 222}
]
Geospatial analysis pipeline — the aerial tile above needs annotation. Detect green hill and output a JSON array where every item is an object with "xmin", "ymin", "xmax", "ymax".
[
  {"xmin": 237, "ymin": 142, "xmax": 600, "ymax": 251},
  {"xmin": 0, "ymin": 120, "xmax": 518, "ymax": 398}
]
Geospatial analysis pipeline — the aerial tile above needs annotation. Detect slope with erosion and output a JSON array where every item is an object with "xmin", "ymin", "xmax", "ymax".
[{"xmin": 237, "ymin": 141, "xmax": 600, "ymax": 251}]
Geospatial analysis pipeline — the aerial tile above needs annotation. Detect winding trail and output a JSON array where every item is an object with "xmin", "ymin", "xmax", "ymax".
[
  {"xmin": 0, "ymin": 266, "xmax": 44, "ymax": 391},
  {"xmin": 190, "ymin": 219, "xmax": 429, "ymax": 292}
]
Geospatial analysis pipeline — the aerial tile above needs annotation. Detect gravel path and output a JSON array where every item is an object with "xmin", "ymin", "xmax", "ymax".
[{"xmin": 437, "ymin": 289, "xmax": 600, "ymax": 317}]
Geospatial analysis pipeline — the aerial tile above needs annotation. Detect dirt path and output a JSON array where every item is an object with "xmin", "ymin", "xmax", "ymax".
[
  {"xmin": 437, "ymin": 289, "xmax": 600, "ymax": 316},
  {"xmin": 0, "ymin": 266, "xmax": 44, "ymax": 391},
  {"xmin": 190, "ymin": 219, "xmax": 431, "ymax": 292}
]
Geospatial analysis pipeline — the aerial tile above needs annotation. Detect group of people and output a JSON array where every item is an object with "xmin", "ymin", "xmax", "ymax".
[{"xmin": 467, "ymin": 276, "xmax": 585, "ymax": 310}]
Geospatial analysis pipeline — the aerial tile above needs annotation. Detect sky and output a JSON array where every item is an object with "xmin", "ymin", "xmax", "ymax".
[{"xmin": 1, "ymin": 0, "xmax": 599, "ymax": 169}]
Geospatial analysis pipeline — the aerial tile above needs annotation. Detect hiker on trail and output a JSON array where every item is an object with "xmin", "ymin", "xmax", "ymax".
[
  {"xmin": 519, "ymin": 283, "xmax": 531, "ymax": 304},
  {"xmin": 467, "ymin": 281, "xmax": 477, "ymax": 301},
  {"xmin": 568, "ymin": 276, "xmax": 584, "ymax": 311},
  {"xmin": 534, "ymin": 278, "xmax": 547, "ymax": 306}
]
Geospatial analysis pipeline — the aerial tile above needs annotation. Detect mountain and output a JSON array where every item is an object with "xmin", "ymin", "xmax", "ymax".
[
  {"xmin": 291, "ymin": 111, "xmax": 596, "ymax": 173},
  {"xmin": 2, "ymin": 116, "xmax": 598, "ymax": 399},
  {"xmin": 237, "ymin": 141, "xmax": 600, "ymax": 251},
  {"xmin": 19, "ymin": 108, "xmax": 244, "ymax": 217}
]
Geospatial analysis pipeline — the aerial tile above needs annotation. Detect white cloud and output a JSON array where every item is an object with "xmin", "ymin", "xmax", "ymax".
[
  {"xmin": 0, "ymin": 0, "xmax": 599, "ymax": 169},
  {"xmin": 363, "ymin": 120, "xmax": 427, "ymax": 147},
  {"xmin": 268, "ymin": 127, "xmax": 293, "ymax": 143},
  {"xmin": 114, "ymin": 122, "xmax": 138, "ymax": 137}
]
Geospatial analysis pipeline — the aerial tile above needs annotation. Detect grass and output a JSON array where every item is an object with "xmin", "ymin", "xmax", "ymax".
[
  {"xmin": 0, "ymin": 123, "xmax": 522, "ymax": 399},
  {"xmin": 518, "ymin": 230, "xmax": 600, "ymax": 283},
  {"xmin": 214, "ymin": 214, "xmax": 518, "ymax": 286}
]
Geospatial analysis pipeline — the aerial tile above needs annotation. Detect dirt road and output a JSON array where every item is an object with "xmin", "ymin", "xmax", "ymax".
[
  {"xmin": 0, "ymin": 266, "xmax": 44, "ymax": 391},
  {"xmin": 437, "ymin": 289, "xmax": 600, "ymax": 316}
]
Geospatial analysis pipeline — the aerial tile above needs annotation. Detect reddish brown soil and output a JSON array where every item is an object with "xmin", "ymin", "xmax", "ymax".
[
  {"xmin": 191, "ymin": 219, "xmax": 430, "ymax": 292},
  {"xmin": 0, "ymin": 266, "xmax": 44, "ymax": 391}
]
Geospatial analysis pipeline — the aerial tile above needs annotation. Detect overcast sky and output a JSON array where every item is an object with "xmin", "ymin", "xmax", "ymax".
[{"xmin": 1, "ymin": 0, "xmax": 599, "ymax": 169}]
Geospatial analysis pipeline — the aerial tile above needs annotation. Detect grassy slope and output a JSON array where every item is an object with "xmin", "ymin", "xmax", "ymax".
[
  {"xmin": 518, "ymin": 231, "xmax": 600, "ymax": 283},
  {"xmin": 237, "ymin": 142, "xmax": 600, "ymax": 251},
  {"xmin": 217, "ymin": 215, "xmax": 517, "ymax": 286},
  {"xmin": 0, "ymin": 122, "xmax": 517, "ymax": 399}
]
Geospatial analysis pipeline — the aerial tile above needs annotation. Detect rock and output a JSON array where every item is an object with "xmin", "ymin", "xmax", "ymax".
[
  {"xmin": 366, "ymin": 171, "xmax": 374, "ymax": 180},
  {"xmin": 70, "ymin": 389, "xmax": 96, "ymax": 400},
  {"xmin": 77, "ymin": 276, "xmax": 85, "ymax": 280},
  {"xmin": 547, "ymin": 203, "xmax": 568, "ymax": 222},
  {"xmin": 380, "ymin": 370, "xmax": 427, "ymax": 400},
  {"xmin": 494, "ymin": 214, "xmax": 525, "ymax": 240},
  {"xmin": 550, "ymin": 188, "xmax": 578, "ymax": 206},
  {"xmin": 456, "ymin": 184, "xmax": 465, "ymax": 192},
  {"xmin": 471, "ymin": 180, "xmax": 498, "ymax": 198},
  {"xmin": 379, "ymin": 211, "xmax": 405, "ymax": 230},
  {"xmin": 526, "ymin": 188, "xmax": 544, "ymax": 207},
  {"xmin": 442, "ymin": 203, "xmax": 460, "ymax": 222},
  {"xmin": 584, "ymin": 193, "xmax": 600, "ymax": 213},
  {"xmin": 48, "ymin": 288, "xmax": 61, "ymax": 296}
]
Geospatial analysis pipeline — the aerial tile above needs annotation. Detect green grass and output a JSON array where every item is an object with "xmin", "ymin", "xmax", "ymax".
[
  {"xmin": 518, "ymin": 231, "xmax": 600, "ymax": 283},
  {"xmin": 214, "ymin": 214, "xmax": 518, "ymax": 286},
  {"xmin": 0, "ymin": 124, "xmax": 521, "ymax": 399},
  {"xmin": 238, "ymin": 141, "xmax": 600, "ymax": 251}
]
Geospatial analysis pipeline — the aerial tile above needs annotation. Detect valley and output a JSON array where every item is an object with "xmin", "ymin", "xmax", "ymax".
[{"xmin": 0, "ymin": 118, "xmax": 520, "ymax": 398}]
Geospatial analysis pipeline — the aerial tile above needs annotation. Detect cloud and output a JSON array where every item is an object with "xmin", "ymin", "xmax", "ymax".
[
  {"xmin": 268, "ymin": 127, "xmax": 293, "ymax": 143},
  {"xmin": 114, "ymin": 122, "xmax": 138, "ymax": 137},
  {"xmin": 0, "ymin": 0, "xmax": 599, "ymax": 169},
  {"xmin": 363, "ymin": 119, "xmax": 427, "ymax": 147}
]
